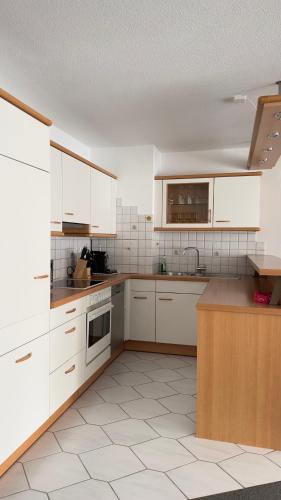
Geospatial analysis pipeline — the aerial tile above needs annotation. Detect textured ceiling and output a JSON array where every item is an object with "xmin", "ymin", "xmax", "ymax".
[{"xmin": 0, "ymin": 0, "xmax": 280, "ymax": 151}]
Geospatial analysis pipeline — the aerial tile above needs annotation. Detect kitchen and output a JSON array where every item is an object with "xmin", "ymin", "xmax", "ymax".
[{"xmin": 1, "ymin": 1, "xmax": 281, "ymax": 499}]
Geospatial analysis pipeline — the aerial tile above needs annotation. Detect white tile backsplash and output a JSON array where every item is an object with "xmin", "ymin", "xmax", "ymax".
[{"xmin": 51, "ymin": 200, "xmax": 265, "ymax": 279}]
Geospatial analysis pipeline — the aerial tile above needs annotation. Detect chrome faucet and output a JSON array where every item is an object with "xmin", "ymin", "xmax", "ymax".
[{"xmin": 183, "ymin": 246, "xmax": 206, "ymax": 275}]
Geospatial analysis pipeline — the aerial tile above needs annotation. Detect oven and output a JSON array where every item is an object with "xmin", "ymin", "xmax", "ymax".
[{"xmin": 86, "ymin": 296, "xmax": 112, "ymax": 365}]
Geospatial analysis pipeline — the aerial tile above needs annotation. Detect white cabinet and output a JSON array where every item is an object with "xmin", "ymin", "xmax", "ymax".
[
  {"xmin": 0, "ymin": 98, "xmax": 50, "ymax": 172},
  {"xmin": 0, "ymin": 155, "xmax": 50, "ymax": 330},
  {"xmin": 162, "ymin": 178, "xmax": 214, "ymax": 229},
  {"xmin": 156, "ymin": 292, "xmax": 199, "ymax": 345},
  {"xmin": 0, "ymin": 334, "xmax": 49, "ymax": 464},
  {"xmin": 110, "ymin": 178, "xmax": 117, "ymax": 234},
  {"xmin": 50, "ymin": 314, "xmax": 86, "ymax": 373},
  {"xmin": 213, "ymin": 176, "xmax": 261, "ymax": 228},
  {"xmin": 91, "ymin": 169, "xmax": 114, "ymax": 234},
  {"xmin": 50, "ymin": 147, "xmax": 63, "ymax": 233},
  {"xmin": 129, "ymin": 291, "xmax": 155, "ymax": 341},
  {"xmin": 50, "ymin": 297, "xmax": 87, "ymax": 330},
  {"xmin": 50, "ymin": 349, "xmax": 85, "ymax": 414},
  {"xmin": 62, "ymin": 153, "xmax": 91, "ymax": 224}
]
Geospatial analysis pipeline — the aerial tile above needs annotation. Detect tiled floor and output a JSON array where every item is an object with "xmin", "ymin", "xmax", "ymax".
[{"xmin": 1, "ymin": 351, "xmax": 281, "ymax": 499}]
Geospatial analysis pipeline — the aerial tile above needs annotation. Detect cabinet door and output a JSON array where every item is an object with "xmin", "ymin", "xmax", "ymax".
[
  {"xmin": 62, "ymin": 154, "xmax": 91, "ymax": 224},
  {"xmin": 50, "ymin": 147, "xmax": 63, "ymax": 232},
  {"xmin": 162, "ymin": 178, "xmax": 214, "ymax": 228},
  {"xmin": 0, "ymin": 156, "xmax": 50, "ymax": 330},
  {"xmin": 0, "ymin": 98, "xmax": 50, "ymax": 172},
  {"xmin": 91, "ymin": 169, "xmax": 112, "ymax": 233},
  {"xmin": 0, "ymin": 334, "xmax": 49, "ymax": 464},
  {"xmin": 50, "ymin": 349, "xmax": 85, "ymax": 414},
  {"xmin": 129, "ymin": 291, "xmax": 155, "ymax": 341},
  {"xmin": 110, "ymin": 178, "xmax": 117, "ymax": 234},
  {"xmin": 213, "ymin": 176, "xmax": 260, "ymax": 228},
  {"xmin": 156, "ymin": 293, "xmax": 199, "ymax": 345}
]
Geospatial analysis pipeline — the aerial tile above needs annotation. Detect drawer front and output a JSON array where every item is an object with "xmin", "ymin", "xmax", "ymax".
[
  {"xmin": 0, "ymin": 311, "xmax": 49, "ymax": 357},
  {"xmin": 0, "ymin": 334, "xmax": 49, "ymax": 464},
  {"xmin": 50, "ymin": 314, "xmax": 86, "ymax": 373},
  {"xmin": 50, "ymin": 297, "xmax": 87, "ymax": 330},
  {"xmin": 0, "ymin": 98, "xmax": 50, "ymax": 172},
  {"xmin": 130, "ymin": 279, "xmax": 156, "ymax": 292},
  {"xmin": 50, "ymin": 350, "xmax": 85, "ymax": 414},
  {"xmin": 84, "ymin": 346, "xmax": 111, "ymax": 382},
  {"xmin": 156, "ymin": 280, "xmax": 207, "ymax": 294}
]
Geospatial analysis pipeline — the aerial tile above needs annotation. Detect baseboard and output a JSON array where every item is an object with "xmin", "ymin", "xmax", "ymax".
[
  {"xmin": 124, "ymin": 340, "xmax": 197, "ymax": 356},
  {"xmin": 0, "ymin": 342, "xmax": 125, "ymax": 477}
]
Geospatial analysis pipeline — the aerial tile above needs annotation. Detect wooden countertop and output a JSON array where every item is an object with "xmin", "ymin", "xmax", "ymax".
[
  {"xmin": 248, "ymin": 254, "xmax": 281, "ymax": 276},
  {"xmin": 197, "ymin": 276, "xmax": 281, "ymax": 316},
  {"xmin": 50, "ymin": 273, "xmax": 210, "ymax": 308}
]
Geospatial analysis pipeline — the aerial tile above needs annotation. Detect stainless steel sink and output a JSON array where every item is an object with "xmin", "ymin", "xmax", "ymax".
[{"xmin": 161, "ymin": 272, "xmax": 240, "ymax": 279}]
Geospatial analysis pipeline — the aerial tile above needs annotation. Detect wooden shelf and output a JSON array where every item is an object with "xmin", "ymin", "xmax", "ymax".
[
  {"xmin": 248, "ymin": 254, "xmax": 281, "ymax": 276},
  {"xmin": 51, "ymin": 231, "xmax": 117, "ymax": 239},
  {"xmin": 248, "ymin": 95, "xmax": 281, "ymax": 170}
]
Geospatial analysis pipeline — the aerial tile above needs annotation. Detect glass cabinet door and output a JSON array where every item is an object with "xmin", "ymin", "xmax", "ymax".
[{"xmin": 163, "ymin": 178, "xmax": 214, "ymax": 227}]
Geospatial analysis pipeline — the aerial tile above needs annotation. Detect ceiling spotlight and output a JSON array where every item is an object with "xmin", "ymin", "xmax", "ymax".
[{"xmin": 267, "ymin": 131, "xmax": 280, "ymax": 139}]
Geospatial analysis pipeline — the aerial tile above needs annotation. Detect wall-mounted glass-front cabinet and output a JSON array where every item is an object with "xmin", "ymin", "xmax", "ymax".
[{"xmin": 162, "ymin": 178, "xmax": 214, "ymax": 228}]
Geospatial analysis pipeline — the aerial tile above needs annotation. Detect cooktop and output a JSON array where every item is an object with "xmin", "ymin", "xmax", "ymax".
[{"xmin": 52, "ymin": 278, "xmax": 105, "ymax": 290}]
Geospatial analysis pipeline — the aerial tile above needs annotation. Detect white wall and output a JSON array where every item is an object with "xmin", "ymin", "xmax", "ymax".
[
  {"xmin": 258, "ymin": 158, "xmax": 281, "ymax": 256},
  {"xmin": 91, "ymin": 145, "xmax": 156, "ymax": 214},
  {"xmin": 50, "ymin": 125, "xmax": 91, "ymax": 160}
]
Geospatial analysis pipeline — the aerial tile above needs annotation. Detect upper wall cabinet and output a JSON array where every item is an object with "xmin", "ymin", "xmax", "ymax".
[
  {"xmin": 50, "ymin": 147, "xmax": 63, "ymax": 233},
  {"xmin": 91, "ymin": 170, "xmax": 117, "ymax": 234},
  {"xmin": 62, "ymin": 153, "xmax": 91, "ymax": 224},
  {"xmin": 213, "ymin": 176, "xmax": 261, "ymax": 229},
  {"xmin": 0, "ymin": 98, "xmax": 50, "ymax": 172},
  {"xmin": 154, "ymin": 173, "xmax": 261, "ymax": 231}
]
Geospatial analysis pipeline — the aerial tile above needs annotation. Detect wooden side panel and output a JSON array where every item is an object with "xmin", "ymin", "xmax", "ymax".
[{"xmin": 197, "ymin": 309, "xmax": 281, "ymax": 449}]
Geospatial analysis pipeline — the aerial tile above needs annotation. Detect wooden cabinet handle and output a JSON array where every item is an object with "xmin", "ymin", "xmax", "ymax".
[
  {"xmin": 133, "ymin": 296, "xmax": 147, "ymax": 299},
  {"xmin": 15, "ymin": 352, "xmax": 32, "ymax": 364},
  {"xmin": 34, "ymin": 274, "xmax": 49, "ymax": 280},
  {"xmin": 64, "ymin": 212, "xmax": 74, "ymax": 216},
  {"xmin": 65, "ymin": 307, "xmax": 77, "ymax": 314},
  {"xmin": 65, "ymin": 326, "xmax": 77, "ymax": 335},
  {"xmin": 51, "ymin": 220, "xmax": 61, "ymax": 224},
  {"xmin": 159, "ymin": 298, "xmax": 173, "ymax": 301},
  {"xmin": 215, "ymin": 220, "xmax": 231, "ymax": 223},
  {"xmin": 65, "ymin": 364, "xmax": 76, "ymax": 374}
]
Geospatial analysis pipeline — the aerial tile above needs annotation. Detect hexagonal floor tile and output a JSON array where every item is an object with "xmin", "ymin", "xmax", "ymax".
[
  {"xmin": 23, "ymin": 453, "xmax": 89, "ymax": 492},
  {"xmin": 72, "ymin": 388, "xmax": 104, "ymax": 409},
  {"xmin": 168, "ymin": 461, "xmax": 241, "ymax": 498},
  {"xmin": 188, "ymin": 411, "xmax": 196, "ymax": 422},
  {"xmin": 168, "ymin": 378, "xmax": 197, "ymax": 395},
  {"xmin": 49, "ymin": 408, "xmax": 85, "ymax": 432},
  {"xmin": 104, "ymin": 361, "xmax": 130, "ymax": 375},
  {"xmin": 90, "ymin": 374, "xmax": 119, "ymax": 390},
  {"xmin": 156, "ymin": 358, "xmax": 189, "ymax": 370},
  {"xmin": 111, "ymin": 469, "xmax": 186, "ymax": 500},
  {"xmin": 80, "ymin": 444, "xmax": 144, "ymax": 481},
  {"xmin": 0, "ymin": 492, "xmax": 47, "ymax": 500},
  {"xmin": 112, "ymin": 371, "xmax": 151, "ymax": 386},
  {"xmin": 97, "ymin": 385, "xmax": 140, "ymax": 404},
  {"xmin": 120, "ymin": 398, "xmax": 168, "ymax": 419},
  {"xmin": 103, "ymin": 418, "xmax": 158, "ymax": 445},
  {"xmin": 0, "ymin": 463, "xmax": 28, "ymax": 498},
  {"xmin": 175, "ymin": 365, "xmax": 197, "ymax": 379},
  {"xmin": 146, "ymin": 369, "xmax": 183, "ymax": 383},
  {"xmin": 238, "ymin": 444, "xmax": 273, "ymax": 455},
  {"xmin": 117, "ymin": 351, "xmax": 141, "ymax": 363},
  {"xmin": 123, "ymin": 360, "xmax": 161, "ymax": 372},
  {"xmin": 79, "ymin": 402, "xmax": 127, "ymax": 425},
  {"xmin": 132, "ymin": 437, "xmax": 195, "ymax": 472},
  {"xmin": 55, "ymin": 424, "xmax": 110, "ymax": 453},
  {"xmin": 266, "ymin": 450, "xmax": 281, "ymax": 464},
  {"xmin": 159, "ymin": 394, "xmax": 196, "ymax": 414},
  {"xmin": 49, "ymin": 479, "xmax": 117, "ymax": 500},
  {"xmin": 134, "ymin": 381, "xmax": 176, "ymax": 399},
  {"xmin": 220, "ymin": 453, "xmax": 281, "ymax": 487},
  {"xmin": 135, "ymin": 352, "xmax": 168, "ymax": 360},
  {"xmin": 147, "ymin": 413, "xmax": 195, "ymax": 438},
  {"xmin": 180, "ymin": 435, "xmax": 242, "ymax": 462},
  {"xmin": 19, "ymin": 432, "xmax": 61, "ymax": 463}
]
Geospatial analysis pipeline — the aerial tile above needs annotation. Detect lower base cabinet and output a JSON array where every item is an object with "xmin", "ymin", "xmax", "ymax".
[
  {"xmin": 0, "ymin": 334, "xmax": 49, "ymax": 464},
  {"xmin": 156, "ymin": 292, "xmax": 199, "ymax": 345},
  {"xmin": 129, "ymin": 291, "xmax": 155, "ymax": 341},
  {"xmin": 50, "ymin": 349, "xmax": 85, "ymax": 414}
]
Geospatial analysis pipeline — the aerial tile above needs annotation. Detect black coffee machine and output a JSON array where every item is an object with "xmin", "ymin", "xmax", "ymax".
[{"xmin": 91, "ymin": 251, "xmax": 109, "ymax": 274}]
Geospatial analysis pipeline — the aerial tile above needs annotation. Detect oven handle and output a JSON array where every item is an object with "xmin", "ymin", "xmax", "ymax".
[{"xmin": 87, "ymin": 302, "xmax": 114, "ymax": 321}]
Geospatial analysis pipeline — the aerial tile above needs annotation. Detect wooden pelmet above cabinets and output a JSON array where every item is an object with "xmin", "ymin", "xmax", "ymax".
[
  {"xmin": 50, "ymin": 142, "xmax": 118, "ymax": 237},
  {"xmin": 154, "ymin": 172, "xmax": 262, "ymax": 231}
]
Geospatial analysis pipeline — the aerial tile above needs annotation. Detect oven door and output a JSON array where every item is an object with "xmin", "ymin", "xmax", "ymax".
[{"xmin": 86, "ymin": 301, "xmax": 112, "ymax": 365}]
